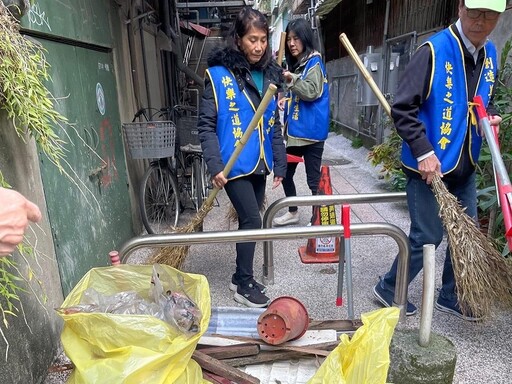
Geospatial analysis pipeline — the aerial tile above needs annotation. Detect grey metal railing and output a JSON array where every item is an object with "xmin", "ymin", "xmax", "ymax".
[
  {"xmin": 262, "ymin": 192, "xmax": 410, "ymax": 322},
  {"xmin": 118, "ymin": 192, "xmax": 410, "ymax": 322}
]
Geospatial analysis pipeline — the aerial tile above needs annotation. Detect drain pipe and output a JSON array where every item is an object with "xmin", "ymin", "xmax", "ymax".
[
  {"xmin": 138, "ymin": 12, "xmax": 152, "ymax": 108},
  {"xmin": 376, "ymin": 0, "xmax": 391, "ymax": 144},
  {"xmin": 419, "ymin": 244, "xmax": 435, "ymax": 347}
]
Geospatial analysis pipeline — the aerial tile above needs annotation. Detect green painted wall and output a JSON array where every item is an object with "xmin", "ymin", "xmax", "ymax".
[
  {"xmin": 21, "ymin": 0, "xmax": 134, "ymax": 295},
  {"xmin": 23, "ymin": 0, "xmax": 112, "ymax": 46}
]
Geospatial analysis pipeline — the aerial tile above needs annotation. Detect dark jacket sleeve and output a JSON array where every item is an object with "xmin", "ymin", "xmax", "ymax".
[
  {"xmin": 391, "ymin": 45, "xmax": 434, "ymax": 159},
  {"xmin": 286, "ymin": 61, "xmax": 324, "ymax": 101},
  {"xmin": 197, "ymin": 77, "xmax": 225, "ymax": 177},
  {"xmin": 271, "ymin": 107, "xmax": 287, "ymax": 178},
  {"xmin": 486, "ymin": 77, "xmax": 500, "ymax": 117}
]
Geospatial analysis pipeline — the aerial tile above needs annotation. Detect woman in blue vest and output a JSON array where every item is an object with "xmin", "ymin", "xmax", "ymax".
[
  {"xmin": 273, "ymin": 18, "xmax": 330, "ymax": 226},
  {"xmin": 198, "ymin": 7, "xmax": 287, "ymax": 308}
]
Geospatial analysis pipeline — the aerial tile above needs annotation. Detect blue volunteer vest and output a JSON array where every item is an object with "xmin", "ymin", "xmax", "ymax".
[
  {"xmin": 401, "ymin": 27, "xmax": 497, "ymax": 174},
  {"xmin": 206, "ymin": 66, "xmax": 277, "ymax": 179},
  {"xmin": 284, "ymin": 55, "xmax": 330, "ymax": 141}
]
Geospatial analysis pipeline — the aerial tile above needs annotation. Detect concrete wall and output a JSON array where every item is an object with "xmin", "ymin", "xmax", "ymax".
[
  {"xmin": 491, "ymin": 9, "xmax": 512, "ymax": 64},
  {"xmin": 0, "ymin": 120, "xmax": 63, "ymax": 383}
]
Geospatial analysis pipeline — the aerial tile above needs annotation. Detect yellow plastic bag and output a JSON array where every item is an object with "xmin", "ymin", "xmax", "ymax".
[
  {"xmin": 58, "ymin": 264, "xmax": 211, "ymax": 384},
  {"xmin": 308, "ymin": 307, "xmax": 399, "ymax": 384}
]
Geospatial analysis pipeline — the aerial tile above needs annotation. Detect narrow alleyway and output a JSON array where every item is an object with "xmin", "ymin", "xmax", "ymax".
[{"xmin": 45, "ymin": 133, "xmax": 512, "ymax": 384}]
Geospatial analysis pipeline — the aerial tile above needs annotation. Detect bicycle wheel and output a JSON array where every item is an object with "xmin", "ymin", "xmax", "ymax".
[
  {"xmin": 139, "ymin": 162, "xmax": 180, "ymax": 234},
  {"xmin": 200, "ymin": 157, "xmax": 212, "ymax": 200},
  {"xmin": 191, "ymin": 156, "xmax": 204, "ymax": 211}
]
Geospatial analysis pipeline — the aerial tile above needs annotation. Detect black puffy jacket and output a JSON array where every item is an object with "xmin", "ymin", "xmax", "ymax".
[{"xmin": 197, "ymin": 47, "xmax": 287, "ymax": 179}]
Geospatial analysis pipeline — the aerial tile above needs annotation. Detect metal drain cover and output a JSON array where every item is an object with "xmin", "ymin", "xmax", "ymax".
[{"xmin": 322, "ymin": 157, "xmax": 351, "ymax": 166}]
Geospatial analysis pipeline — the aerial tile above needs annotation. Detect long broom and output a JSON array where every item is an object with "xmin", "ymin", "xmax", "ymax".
[
  {"xmin": 152, "ymin": 84, "xmax": 278, "ymax": 268},
  {"xmin": 339, "ymin": 32, "xmax": 512, "ymax": 318}
]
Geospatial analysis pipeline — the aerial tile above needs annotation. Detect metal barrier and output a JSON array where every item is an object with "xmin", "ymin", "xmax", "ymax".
[
  {"xmin": 262, "ymin": 192, "xmax": 410, "ymax": 322},
  {"xmin": 118, "ymin": 192, "xmax": 410, "ymax": 322}
]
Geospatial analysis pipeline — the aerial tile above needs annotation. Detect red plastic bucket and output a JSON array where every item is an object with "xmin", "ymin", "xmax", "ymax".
[{"xmin": 257, "ymin": 296, "xmax": 309, "ymax": 345}]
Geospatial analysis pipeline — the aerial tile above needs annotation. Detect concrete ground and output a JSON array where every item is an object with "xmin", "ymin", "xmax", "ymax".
[{"xmin": 45, "ymin": 133, "xmax": 512, "ymax": 383}]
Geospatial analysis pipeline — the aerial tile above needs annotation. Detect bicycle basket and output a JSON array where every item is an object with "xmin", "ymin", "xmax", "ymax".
[
  {"xmin": 177, "ymin": 116, "xmax": 200, "ymax": 147},
  {"xmin": 122, "ymin": 121, "xmax": 176, "ymax": 159}
]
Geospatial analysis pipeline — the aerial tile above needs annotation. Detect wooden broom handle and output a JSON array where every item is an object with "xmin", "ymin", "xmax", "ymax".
[
  {"xmin": 277, "ymin": 31, "xmax": 287, "ymax": 66},
  {"xmin": 203, "ymin": 84, "xmax": 278, "ymax": 206},
  {"xmin": 339, "ymin": 33, "xmax": 392, "ymax": 117},
  {"xmin": 223, "ymin": 83, "xmax": 277, "ymax": 175}
]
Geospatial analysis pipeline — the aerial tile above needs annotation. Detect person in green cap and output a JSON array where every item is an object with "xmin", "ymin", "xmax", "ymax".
[{"xmin": 374, "ymin": 0, "xmax": 506, "ymax": 321}]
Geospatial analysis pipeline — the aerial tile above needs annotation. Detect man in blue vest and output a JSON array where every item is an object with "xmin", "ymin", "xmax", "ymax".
[{"xmin": 373, "ymin": 0, "xmax": 505, "ymax": 321}]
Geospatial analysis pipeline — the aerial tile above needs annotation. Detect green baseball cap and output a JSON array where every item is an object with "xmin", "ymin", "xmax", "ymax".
[{"xmin": 465, "ymin": 0, "xmax": 506, "ymax": 12}]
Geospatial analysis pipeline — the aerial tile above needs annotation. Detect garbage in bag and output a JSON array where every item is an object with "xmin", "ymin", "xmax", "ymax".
[
  {"xmin": 57, "ymin": 265, "xmax": 202, "ymax": 336},
  {"xmin": 150, "ymin": 264, "xmax": 202, "ymax": 334},
  {"xmin": 57, "ymin": 264, "xmax": 211, "ymax": 384},
  {"xmin": 307, "ymin": 307, "xmax": 399, "ymax": 384}
]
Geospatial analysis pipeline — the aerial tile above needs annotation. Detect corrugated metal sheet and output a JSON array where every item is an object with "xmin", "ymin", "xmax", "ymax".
[{"xmin": 320, "ymin": 0, "xmax": 459, "ymax": 62}]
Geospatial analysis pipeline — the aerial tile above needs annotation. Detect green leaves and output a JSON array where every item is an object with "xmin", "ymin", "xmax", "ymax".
[{"xmin": 0, "ymin": 4, "xmax": 68, "ymax": 172}]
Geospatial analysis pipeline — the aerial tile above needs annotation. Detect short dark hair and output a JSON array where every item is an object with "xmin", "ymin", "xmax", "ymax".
[
  {"xmin": 284, "ymin": 18, "xmax": 317, "ymax": 70},
  {"xmin": 227, "ymin": 7, "xmax": 271, "ymax": 68}
]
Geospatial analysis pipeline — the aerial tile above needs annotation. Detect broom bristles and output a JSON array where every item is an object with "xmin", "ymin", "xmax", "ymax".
[
  {"xmin": 432, "ymin": 175, "xmax": 512, "ymax": 318},
  {"xmin": 151, "ymin": 199, "xmax": 215, "ymax": 268}
]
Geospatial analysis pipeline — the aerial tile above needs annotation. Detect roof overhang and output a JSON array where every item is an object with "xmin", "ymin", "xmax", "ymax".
[{"xmin": 314, "ymin": 0, "xmax": 343, "ymax": 17}]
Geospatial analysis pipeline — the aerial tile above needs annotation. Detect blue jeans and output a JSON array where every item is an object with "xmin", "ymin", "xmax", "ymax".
[{"xmin": 381, "ymin": 172, "xmax": 477, "ymax": 302}]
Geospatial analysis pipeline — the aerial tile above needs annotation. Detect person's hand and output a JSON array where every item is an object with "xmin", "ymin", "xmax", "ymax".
[
  {"xmin": 278, "ymin": 97, "xmax": 289, "ymax": 111},
  {"xmin": 211, "ymin": 172, "xmax": 228, "ymax": 190},
  {"xmin": 418, "ymin": 154, "xmax": 442, "ymax": 185},
  {"xmin": 282, "ymin": 70, "xmax": 293, "ymax": 84},
  {"xmin": 0, "ymin": 188, "xmax": 42, "ymax": 256},
  {"xmin": 488, "ymin": 115, "xmax": 502, "ymax": 135},
  {"xmin": 272, "ymin": 176, "xmax": 283, "ymax": 189}
]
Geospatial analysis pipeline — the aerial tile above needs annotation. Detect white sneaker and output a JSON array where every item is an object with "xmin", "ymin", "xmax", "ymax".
[{"xmin": 273, "ymin": 211, "xmax": 300, "ymax": 226}]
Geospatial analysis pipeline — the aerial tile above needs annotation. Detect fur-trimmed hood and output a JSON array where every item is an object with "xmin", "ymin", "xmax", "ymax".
[{"xmin": 207, "ymin": 46, "xmax": 283, "ymax": 85}]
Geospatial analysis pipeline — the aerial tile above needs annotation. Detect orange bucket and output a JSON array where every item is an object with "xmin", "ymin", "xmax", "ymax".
[{"xmin": 257, "ymin": 296, "xmax": 309, "ymax": 345}]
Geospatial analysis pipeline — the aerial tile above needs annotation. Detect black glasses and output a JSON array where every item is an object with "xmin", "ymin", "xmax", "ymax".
[{"xmin": 465, "ymin": 7, "xmax": 500, "ymax": 20}]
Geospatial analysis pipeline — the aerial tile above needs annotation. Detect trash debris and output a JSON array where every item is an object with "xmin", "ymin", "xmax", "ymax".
[{"xmin": 57, "ymin": 265, "xmax": 202, "ymax": 335}]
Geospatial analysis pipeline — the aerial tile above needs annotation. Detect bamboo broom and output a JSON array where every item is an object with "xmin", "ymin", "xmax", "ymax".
[
  {"xmin": 339, "ymin": 32, "xmax": 512, "ymax": 318},
  {"xmin": 152, "ymin": 84, "xmax": 278, "ymax": 268}
]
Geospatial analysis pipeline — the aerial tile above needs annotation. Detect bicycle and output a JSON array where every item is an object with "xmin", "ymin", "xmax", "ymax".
[{"xmin": 122, "ymin": 106, "xmax": 211, "ymax": 234}]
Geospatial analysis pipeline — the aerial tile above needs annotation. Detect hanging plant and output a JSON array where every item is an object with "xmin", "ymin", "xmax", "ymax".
[
  {"xmin": 0, "ymin": 2, "xmax": 69, "ymax": 360},
  {"xmin": 0, "ymin": 1, "xmax": 68, "ymax": 172}
]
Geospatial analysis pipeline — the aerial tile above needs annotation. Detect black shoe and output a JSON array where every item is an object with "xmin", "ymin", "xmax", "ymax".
[
  {"xmin": 229, "ymin": 274, "xmax": 267, "ymax": 294},
  {"xmin": 435, "ymin": 295, "xmax": 483, "ymax": 322},
  {"xmin": 373, "ymin": 281, "xmax": 417, "ymax": 316},
  {"xmin": 234, "ymin": 283, "xmax": 270, "ymax": 308}
]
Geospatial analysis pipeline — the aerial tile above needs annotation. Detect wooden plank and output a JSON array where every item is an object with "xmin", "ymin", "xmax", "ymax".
[
  {"xmin": 308, "ymin": 319, "xmax": 362, "ymax": 331},
  {"xmin": 192, "ymin": 350, "xmax": 260, "ymax": 384},
  {"xmin": 221, "ymin": 342, "xmax": 339, "ymax": 367},
  {"xmin": 197, "ymin": 343, "xmax": 260, "ymax": 360},
  {"xmin": 209, "ymin": 334, "xmax": 336, "ymax": 356},
  {"xmin": 203, "ymin": 371, "xmax": 232, "ymax": 384}
]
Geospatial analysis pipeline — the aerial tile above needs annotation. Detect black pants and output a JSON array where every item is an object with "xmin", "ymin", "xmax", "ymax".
[
  {"xmin": 224, "ymin": 174, "xmax": 266, "ymax": 285},
  {"xmin": 282, "ymin": 141, "xmax": 324, "ymax": 212}
]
